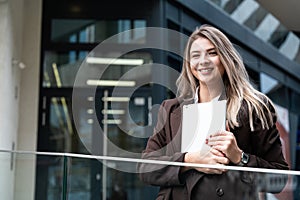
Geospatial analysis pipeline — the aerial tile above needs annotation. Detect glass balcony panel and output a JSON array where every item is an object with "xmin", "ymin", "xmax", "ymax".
[
  {"xmin": 66, "ymin": 157, "xmax": 92, "ymax": 200},
  {"xmin": 1, "ymin": 150, "xmax": 299, "ymax": 199}
]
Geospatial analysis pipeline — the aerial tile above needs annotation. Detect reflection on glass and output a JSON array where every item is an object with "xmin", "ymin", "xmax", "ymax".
[
  {"xmin": 47, "ymin": 157, "xmax": 64, "ymax": 200},
  {"xmin": 43, "ymin": 51, "xmax": 152, "ymax": 88},
  {"xmin": 35, "ymin": 156, "xmax": 65, "ymax": 200},
  {"xmin": 103, "ymin": 91, "xmax": 152, "ymax": 156},
  {"xmin": 49, "ymin": 95, "xmax": 95, "ymax": 154},
  {"xmin": 51, "ymin": 19, "xmax": 146, "ymax": 44},
  {"xmin": 43, "ymin": 51, "xmax": 88, "ymax": 88},
  {"xmin": 67, "ymin": 158, "xmax": 92, "ymax": 200},
  {"xmin": 50, "ymin": 97, "xmax": 74, "ymax": 152}
]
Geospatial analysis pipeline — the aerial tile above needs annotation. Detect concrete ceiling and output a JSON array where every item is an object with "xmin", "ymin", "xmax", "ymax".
[{"xmin": 256, "ymin": 0, "xmax": 300, "ymax": 33}]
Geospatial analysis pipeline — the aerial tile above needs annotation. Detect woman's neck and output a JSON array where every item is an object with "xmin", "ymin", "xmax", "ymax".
[{"xmin": 198, "ymin": 83, "xmax": 222, "ymax": 103}]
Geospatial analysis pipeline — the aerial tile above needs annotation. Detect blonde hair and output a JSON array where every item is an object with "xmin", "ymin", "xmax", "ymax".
[{"xmin": 176, "ymin": 24, "xmax": 275, "ymax": 131}]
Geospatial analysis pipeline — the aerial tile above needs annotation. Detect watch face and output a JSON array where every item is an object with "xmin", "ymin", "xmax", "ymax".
[{"xmin": 241, "ymin": 152, "xmax": 249, "ymax": 164}]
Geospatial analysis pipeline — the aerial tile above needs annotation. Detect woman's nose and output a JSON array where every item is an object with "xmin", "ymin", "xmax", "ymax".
[{"xmin": 199, "ymin": 53, "xmax": 210, "ymax": 66}]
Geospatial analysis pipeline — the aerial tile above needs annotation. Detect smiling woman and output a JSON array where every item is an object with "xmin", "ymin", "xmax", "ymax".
[
  {"xmin": 138, "ymin": 24, "xmax": 289, "ymax": 200},
  {"xmin": 189, "ymin": 36, "xmax": 225, "ymax": 103}
]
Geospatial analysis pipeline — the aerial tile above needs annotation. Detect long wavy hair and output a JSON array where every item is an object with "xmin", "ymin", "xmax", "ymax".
[{"xmin": 176, "ymin": 24, "xmax": 275, "ymax": 131}]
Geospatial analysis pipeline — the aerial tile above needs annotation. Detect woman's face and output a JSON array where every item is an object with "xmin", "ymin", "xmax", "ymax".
[{"xmin": 189, "ymin": 37, "xmax": 225, "ymax": 86}]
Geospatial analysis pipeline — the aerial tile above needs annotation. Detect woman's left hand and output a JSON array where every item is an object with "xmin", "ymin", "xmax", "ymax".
[{"xmin": 207, "ymin": 130, "xmax": 242, "ymax": 164}]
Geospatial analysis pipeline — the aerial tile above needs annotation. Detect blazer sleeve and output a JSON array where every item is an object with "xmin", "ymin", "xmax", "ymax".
[
  {"xmin": 138, "ymin": 100, "xmax": 186, "ymax": 187},
  {"xmin": 238, "ymin": 99, "xmax": 289, "ymax": 193},
  {"xmin": 243, "ymin": 101, "xmax": 289, "ymax": 170}
]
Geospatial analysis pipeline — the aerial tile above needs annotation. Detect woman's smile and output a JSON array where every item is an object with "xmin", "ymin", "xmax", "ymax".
[{"xmin": 198, "ymin": 67, "xmax": 214, "ymax": 75}]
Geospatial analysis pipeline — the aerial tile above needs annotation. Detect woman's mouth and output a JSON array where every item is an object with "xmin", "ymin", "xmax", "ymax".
[{"xmin": 198, "ymin": 67, "xmax": 213, "ymax": 73}]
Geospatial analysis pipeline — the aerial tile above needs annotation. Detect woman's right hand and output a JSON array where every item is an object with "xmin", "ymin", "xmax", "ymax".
[{"xmin": 183, "ymin": 148, "xmax": 230, "ymax": 174}]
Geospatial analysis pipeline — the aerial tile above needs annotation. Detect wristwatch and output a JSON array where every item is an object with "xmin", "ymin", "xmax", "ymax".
[{"xmin": 238, "ymin": 152, "xmax": 249, "ymax": 166}]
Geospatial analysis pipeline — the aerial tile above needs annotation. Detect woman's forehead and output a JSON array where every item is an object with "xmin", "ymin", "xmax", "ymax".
[{"xmin": 190, "ymin": 37, "xmax": 215, "ymax": 52}]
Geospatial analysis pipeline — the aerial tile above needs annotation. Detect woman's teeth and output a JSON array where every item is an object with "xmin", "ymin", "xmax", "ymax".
[{"xmin": 199, "ymin": 68, "xmax": 213, "ymax": 72}]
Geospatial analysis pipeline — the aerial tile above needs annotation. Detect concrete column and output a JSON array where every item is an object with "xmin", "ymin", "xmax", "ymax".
[
  {"xmin": 0, "ymin": 0, "xmax": 23, "ymax": 199},
  {"xmin": 14, "ymin": 0, "xmax": 42, "ymax": 199}
]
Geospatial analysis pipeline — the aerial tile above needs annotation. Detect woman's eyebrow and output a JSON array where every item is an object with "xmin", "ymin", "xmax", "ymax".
[
  {"xmin": 190, "ymin": 47, "xmax": 216, "ymax": 54},
  {"xmin": 206, "ymin": 47, "xmax": 216, "ymax": 52},
  {"xmin": 190, "ymin": 50, "xmax": 200, "ymax": 54}
]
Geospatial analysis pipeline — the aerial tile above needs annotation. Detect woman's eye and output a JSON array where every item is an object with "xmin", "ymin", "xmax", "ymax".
[
  {"xmin": 191, "ymin": 54, "xmax": 200, "ymax": 58},
  {"xmin": 208, "ymin": 51, "xmax": 217, "ymax": 56}
]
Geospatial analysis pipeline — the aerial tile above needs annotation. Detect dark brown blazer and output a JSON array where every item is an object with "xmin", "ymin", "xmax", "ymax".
[{"xmin": 138, "ymin": 98, "xmax": 289, "ymax": 200}]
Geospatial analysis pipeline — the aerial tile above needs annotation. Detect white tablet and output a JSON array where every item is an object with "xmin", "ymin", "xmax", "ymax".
[{"xmin": 181, "ymin": 100, "xmax": 227, "ymax": 153}]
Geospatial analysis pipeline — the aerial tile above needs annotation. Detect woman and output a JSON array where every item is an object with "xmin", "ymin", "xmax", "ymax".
[{"xmin": 138, "ymin": 25, "xmax": 289, "ymax": 199}]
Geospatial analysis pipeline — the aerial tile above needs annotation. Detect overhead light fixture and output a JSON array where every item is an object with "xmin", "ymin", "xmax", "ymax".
[
  {"xmin": 102, "ymin": 97, "xmax": 130, "ymax": 102},
  {"xmin": 86, "ymin": 80, "xmax": 136, "ymax": 87},
  {"xmin": 87, "ymin": 109, "xmax": 94, "ymax": 114},
  {"xmin": 87, "ymin": 96, "xmax": 94, "ymax": 101},
  {"xmin": 102, "ymin": 119, "xmax": 122, "ymax": 125},
  {"xmin": 86, "ymin": 57, "xmax": 144, "ymax": 65},
  {"xmin": 102, "ymin": 109, "xmax": 125, "ymax": 115},
  {"xmin": 87, "ymin": 119, "xmax": 94, "ymax": 124}
]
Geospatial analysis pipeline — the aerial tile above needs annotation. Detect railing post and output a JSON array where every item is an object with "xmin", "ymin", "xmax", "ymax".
[
  {"xmin": 102, "ymin": 90, "xmax": 108, "ymax": 200},
  {"xmin": 62, "ymin": 155, "xmax": 68, "ymax": 200}
]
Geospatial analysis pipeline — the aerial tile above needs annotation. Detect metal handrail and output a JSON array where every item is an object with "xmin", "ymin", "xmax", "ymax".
[{"xmin": 1, "ymin": 149, "xmax": 300, "ymax": 176}]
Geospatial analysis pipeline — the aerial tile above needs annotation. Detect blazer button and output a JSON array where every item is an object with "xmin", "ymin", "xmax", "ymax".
[{"xmin": 216, "ymin": 187, "xmax": 224, "ymax": 197}]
